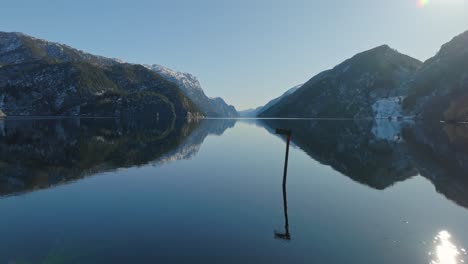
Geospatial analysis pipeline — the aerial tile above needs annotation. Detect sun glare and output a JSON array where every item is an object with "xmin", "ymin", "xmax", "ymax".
[
  {"xmin": 430, "ymin": 231, "xmax": 467, "ymax": 264},
  {"xmin": 417, "ymin": 0, "xmax": 430, "ymax": 7}
]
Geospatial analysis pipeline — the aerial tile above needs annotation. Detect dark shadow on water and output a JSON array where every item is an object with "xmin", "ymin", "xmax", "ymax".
[
  {"xmin": 0, "ymin": 117, "xmax": 235, "ymax": 197},
  {"xmin": 3, "ymin": 115, "xmax": 468, "ymax": 212},
  {"xmin": 259, "ymin": 119, "xmax": 468, "ymax": 210}
]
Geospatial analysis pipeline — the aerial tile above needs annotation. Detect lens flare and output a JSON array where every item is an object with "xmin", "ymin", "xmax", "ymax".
[{"xmin": 417, "ymin": 0, "xmax": 429, "ymax": 7}]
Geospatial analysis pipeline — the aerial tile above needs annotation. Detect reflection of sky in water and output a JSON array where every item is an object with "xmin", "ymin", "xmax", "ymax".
[
  {"xmin": 430, "ymin": 231, "xmax": 467, "ymax": 264},
  {"xmin": 2, "ymin": 120, "xmax": 468, "ymax": 263}
]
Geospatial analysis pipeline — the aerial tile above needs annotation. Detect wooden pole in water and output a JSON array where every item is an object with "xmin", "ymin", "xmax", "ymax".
[
  {"xmin": 275, "ymin": 128, "xmax": 292, "ymax": 240},
  {"xmin": 283, "ymin": 133, "xmax": 291, "ymax": 188}
]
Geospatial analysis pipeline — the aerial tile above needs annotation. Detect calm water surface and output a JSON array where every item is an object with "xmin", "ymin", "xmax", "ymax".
[{"xmin": 0, "ymin": 118, "xmax": 468, "ymax": 263}]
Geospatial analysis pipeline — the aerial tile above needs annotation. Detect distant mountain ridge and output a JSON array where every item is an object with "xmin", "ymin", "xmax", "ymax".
[
  {"xmin": 239, "ymin": 84, "xmax": 302, "ymax": 117},
  {"xmin": 259, "ymin": 45, "xmax": 422, "ymax": 118},
  {"xmin": 256, "ymin": 84, "xmax": 302, "ymax": 116},
  {"xmin": 238, "ymin": 107, "xmax": 262, "ymax": 117},
  {"xmin": 145, "ymin": 64, "xmax": 238, "ymax": 117}
]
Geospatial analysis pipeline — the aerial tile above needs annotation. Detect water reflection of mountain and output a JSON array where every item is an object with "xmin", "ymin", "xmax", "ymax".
[
  {"xmin": 403, "ymin": 122, "xmax": 468, "ymax": 209},
  {"xmin": 261, "ymin": 119, "xmax": 468, "ymax": 209},
  {"xmin": 261, "ymin": 119, "xmax": 416, "ymax": 189},
  {"xmin": 154, "ymin": 118, "xmax": 235, "ymax": 165},
  {"xmin": 0, "ymin": 118, "xmax": 235, "ymax": 196}
]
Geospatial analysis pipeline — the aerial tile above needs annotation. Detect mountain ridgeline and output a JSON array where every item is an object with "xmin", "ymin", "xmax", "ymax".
[
  {"xmin": 403, "ymin": 30, "xmax": 468, "ymax": 121},
  {"xmin": 0, "ymin": 32, "xmax": 235, "ymax": 119},
  {"xmin": 259, "ymin": 45, "xmax": 422, "ymax": 118},
  {"xmin": 239, "ymin": 84, "xmax": 302, "ymax": 117},
  {"xmin": 145, "ymin": 65, "xmax": 238, "ymax": 117},
  {"xmin": 259, "ymin": 30, "xmax": 468, "ymax": 121}
]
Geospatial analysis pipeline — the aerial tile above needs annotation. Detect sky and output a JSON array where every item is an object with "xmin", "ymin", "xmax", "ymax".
[{"xmin": 1, "ymin": 0, "xmax": 468, "ymax": 110}]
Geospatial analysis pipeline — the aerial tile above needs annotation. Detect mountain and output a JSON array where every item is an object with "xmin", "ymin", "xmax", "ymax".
[
  {"xmin": 255, "ymin": 84, "xmax": 302, "ymax": 117},
  {"xmin": 239, "ymin": 84, "xmax": 302, "ymax": 117},
  {"xmin": 0, "ymin": 32, "xmax": 202, "ymax": 119},
  {"xmin": 259, "ymin": 45, "xmax": 422, "ymax": 118},
  {"xmin": 238, "ymin": 107, "xmax": 262, "ymax": 117},
  {"xmin": 0, "ymin": 32, "xmax": 121, "ymax": 67},
  {"xmin": 403, "ymin": 30, "xmax": 468, "ymax": 121},
  {"xmin": 145, "ymin": 64, "xmax": 238, "ymax": 117}
]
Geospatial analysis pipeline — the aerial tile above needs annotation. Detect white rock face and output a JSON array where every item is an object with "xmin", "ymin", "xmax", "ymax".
[{"xmin": 372, "ymin": 96, "xmax": 404, "ymax": 119}]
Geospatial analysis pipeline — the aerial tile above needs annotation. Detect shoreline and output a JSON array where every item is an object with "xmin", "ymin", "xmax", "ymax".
[{"xmin": 1, "ymin": 116, "xmax": 467, "ymax": 125}]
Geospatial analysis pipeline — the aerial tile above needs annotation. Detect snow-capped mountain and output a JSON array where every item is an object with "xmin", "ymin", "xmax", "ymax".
[
  {"xmin": 145, "ymin": 65, "xmax": 203, "ymax": 93},
  {"xmin": 0, "ymin": 31, "xmax": 236, "ymax": 119},
  {"xmin": 145, "ymin": 64, "xmax": 238, "ymax": 117}
]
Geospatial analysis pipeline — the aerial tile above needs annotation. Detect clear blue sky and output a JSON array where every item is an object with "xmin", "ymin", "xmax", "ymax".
[{"xmin": 2, "ymin": 0, "xmax": 468, "ymax": 110}]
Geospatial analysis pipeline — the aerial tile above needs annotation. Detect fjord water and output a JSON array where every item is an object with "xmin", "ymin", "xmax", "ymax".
[{"xmin": 1, "ymin": 118, "xmax": 468, "ymax": 263}]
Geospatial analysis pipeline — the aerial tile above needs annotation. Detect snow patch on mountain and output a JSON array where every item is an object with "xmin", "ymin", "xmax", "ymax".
[
  {"xmin": 372, "ymin": 96, "xmax": 404, "ymax": 119},
  {"xmin": 0, "ymin": 31, "xmax": 237, "ymax": 117},
  {"xmin": 144, "ymin": 64, "xmax": 238, "ymax": 117},
  {"xmin": 144, "ymin": 64, "xmax": 203, "ymax": 95}
]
